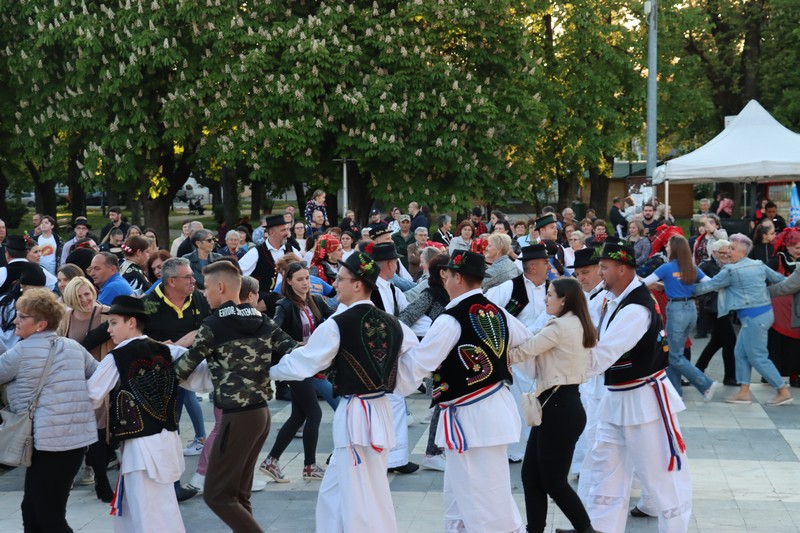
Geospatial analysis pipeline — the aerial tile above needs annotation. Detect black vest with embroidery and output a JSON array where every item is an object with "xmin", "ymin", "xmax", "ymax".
[
  {"xmin": 432, "ymin": 293, "xmax": 512, "ymax": 404},
  {"xmin": 330, "ymin": 304, "xmax": 403, "ymax": 396},
  {"xmin": 109, "ymin": 338, "xmax": 180, "ymax": 441},
  {"xmin": 251, "ymin": 243, "xmax": 287, "ymax": 292},
  {"xmin": 603, "ymin": 284, "xmax": 667, "ymax": 385},
  {"xmin": 504, "ymin": 275, "xmax": 529, "ymax": 317}
]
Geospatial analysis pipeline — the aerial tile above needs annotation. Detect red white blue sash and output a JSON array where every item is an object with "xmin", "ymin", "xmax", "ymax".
[
  {"xmin": 608, "ymin": 369, "xmax": 686, "ymax": 471},
  {"xmin": 438, "ymin": 382, "xmax": 504, "ymax": 453},
  {"xmin": 344, "ymin": 391, "xmax": 386, "ymax": 466}
]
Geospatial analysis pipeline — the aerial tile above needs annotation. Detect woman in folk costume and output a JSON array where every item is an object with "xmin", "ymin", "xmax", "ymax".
[
  {"xmin": 309, "ymin": 234, "xmax": 343, "ymax": 284},
  {"xmin": 766, "ymin": 227, "xmax": 800, "ymax": 387},
  {"xmin": 87, "ymin": 295, "xmax": 207, "ymax": 532}
]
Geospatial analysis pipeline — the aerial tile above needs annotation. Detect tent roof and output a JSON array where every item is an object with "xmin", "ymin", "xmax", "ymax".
[{"xmin": 653, "ymin": 100, "xmax": 800, "ymax": 184}]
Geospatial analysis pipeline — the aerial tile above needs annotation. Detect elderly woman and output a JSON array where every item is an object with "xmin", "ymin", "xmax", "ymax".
[
  {"xmin": 564, "ymin": 230, "xmax": 586, "ymax": 276},
  {"xmin": 695, "ymin": 240, "xmax": 736, "ymax": 385},
  {"xmin": 628, "ymin": 219, "xmax": 651, "ymax": 266},
  {"xmin": 482, "ymin": 233, "xmax": 519, "ymax": 290},
  {"xmin": 406, "ymin": 226, "xmax": 431, "ymax": 279},
  {"xmin": 57, "ymin": 277, "xmax": 117, "ymax": 501},
  {"xmin": 695, "ymin": 233, "xmax": 791, "ymax": 405},
  {"xmin": 219, "ymin": 230, "xmax": 245, "ymax": 259},
  {"xmin": 0, "ymin": 288, "xmax": 98, "ymax": 531},
  {"xmin": 449, "ymin": 220, "xmax": 475, "ymax": 253},
  {"xmin": 184, "ymin": 229, "xmax": 221, "ymax": 290}
]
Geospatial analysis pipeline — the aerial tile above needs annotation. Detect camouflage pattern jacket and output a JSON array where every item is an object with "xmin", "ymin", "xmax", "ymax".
[{"xmin": 174, "ymin": 301, "xmax": 297, "ymax": 413}]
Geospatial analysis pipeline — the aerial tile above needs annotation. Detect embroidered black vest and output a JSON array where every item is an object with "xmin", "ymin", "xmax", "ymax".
[
  {"xmin": 432, "ymin": 293, "xmax": 512, "ymax": 404},
  {"xmin": 370, "ymin": 283, "xmax": 399, "ymax": 316},
  {"xmin": 504, "ymin": 275, "xmax": 529, "ymax": 317},
  {"xmin": 109, "ymin": 338, "xmax": 180, "ymax": 441},
  {"xmin": 330, "ymin": 304, "xmax": 403, "ymax": 396},
  {"xmin": 603, "ymin": 284, "xmax": 667, "ymax": 385}
]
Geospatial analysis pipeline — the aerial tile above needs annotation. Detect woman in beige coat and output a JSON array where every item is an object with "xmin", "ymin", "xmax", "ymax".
[{"xmin": 509, "ymin": 278, "xmax": 598, "ymax": 533}]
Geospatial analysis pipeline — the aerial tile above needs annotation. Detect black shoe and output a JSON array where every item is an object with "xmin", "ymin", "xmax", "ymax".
[
  {"xmin": 790, "ymin": 376, "xmax": 800, "ymax": 388},
  {"xmin": 761, "ymin": 377, "xmax": 768, "ymax": 384},
  {"xmin": 508, "ymin": 457, "xmax": 522, "ymax": 464},
  {"xmin": 680, "ymin": 379, "xmax": 690, "ymax": 386},
  {"xmin": 723, "ymin": 378, "xmax": 738, "ymax": 386},
  {"xmin": 388, "ymin": 462, "xmax": 419, "ymax": 474},
  {"xmin": 95, "ymin": 481, "xmax": 114, "ymax": 503},
  {"xmin": 417, "ymin": 383, "xmax": 427, "ymax": 395},
  {"xmin": 630, "ymin": 505, "xmax": 655, "ymax": 518},
  {"xmin": 175, "ymin": 483, "xmax": 199, "ymax": 502}
]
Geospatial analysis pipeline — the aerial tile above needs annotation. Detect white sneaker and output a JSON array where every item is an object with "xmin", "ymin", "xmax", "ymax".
[
  {"xmin": 183, "ymin": 438, "xmax": 205, "ymax": 456},
  {"xmin": 78, "ymin": 465, "xmax": 95, "ymax": 486},
  {"xmin": 703, "ymin": 381, "xmax": 721, "ymax": 402},
  {"xmin": 251, "ymin": 479, "xmax": 267, "ymax": 492},
  {"xmin": 421, "ymin": 454, "xmax": 446, "ymax": 472},
  {"xmin": 188, "ymin": 472, "xmax": 205, "ymax": 494}
]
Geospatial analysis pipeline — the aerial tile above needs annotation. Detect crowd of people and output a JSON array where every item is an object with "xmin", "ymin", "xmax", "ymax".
[{"xmin": 0, "ymin": 190, "xmax": 798, "ymax": 533}]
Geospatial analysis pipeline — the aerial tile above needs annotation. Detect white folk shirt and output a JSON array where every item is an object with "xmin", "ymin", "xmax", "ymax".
[
  {"xmin": 239, "ymin": 239, "xmax": 299, "ymax": 277},
  {"xmin": 587, "ymin": 278, "xmax": 684, "ymax": 426},
  {"xmin": 394, "ymin": 288, "xmax": 532, "ymax": 448},
  {"xmin": 86, "ymin": 337, "xmax": 209, "ymax": 483},
  {"xmin": 485, "ymin": 275, "xmax": 546, "ymax": 329},
  {"xmin": 585, "ymin": 282, "xmax": 607, "ymax": 326},
  {"xmin": 269, "ymin": 300, "xmax": 420, "ymax": 449}
]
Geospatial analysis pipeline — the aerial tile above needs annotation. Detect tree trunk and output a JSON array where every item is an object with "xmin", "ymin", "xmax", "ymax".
[
  {"xmin": 0, "ymin": 171, "xmax": 9, "ymax": 219},
  {"xmin": 588, "ymin": 153, "xmax": 615, "ymax": 215},
  {"xmin": 348, "ymin": 165, "xmax": 374, "ymax": 225},
  {"xmin": 67, "ymin": 151, "xmax": 86, "ymax": 218},
  {"xmin": 250, "ymin": 180, "xmax": 263, "ymax": 221},
  {"xmin": 208, "ymin": 181, "xmax": 222, "ymax": 214},
  {"xmin": 293, "ymin": 182, "xmax": 307, "ymax": 217},
  {"xmin": 143, "ymin": 149, "xmax": 192, "ymax": 247},
  {"xmin": 129, "ymin": 180, "xmax": 143, "ymax": 227},
  {"xmin": 26, "ymin": 161, "xmax": 58, "ymax": 218},
  {"xmin": 556, "ymin": 173, "xmax": 577, "ymax": 211},
  {"xmin": 221, "ymin": 166, "xmax": 240, "ymax": 228},
  {"xmin": 143, "ymin": 194, "xmax": 174, "ymax": 249}
]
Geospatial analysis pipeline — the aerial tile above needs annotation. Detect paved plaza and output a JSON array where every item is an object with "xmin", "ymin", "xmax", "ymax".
[{"xmin": 0, "ymin": 337, "xmax": 798, "ymax": 532}]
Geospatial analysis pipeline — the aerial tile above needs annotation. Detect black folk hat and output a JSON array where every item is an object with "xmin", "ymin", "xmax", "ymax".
[
  {"xmin": 599, "ymin": 241, "xmax": 637, "ymax": 267},
  {"xmin": 369, "ymin": 242, "xmax": 399, "ymax": 262},
  {"xmin": 103, "ymin": 295, "xmax": 151, "ymax": 322},
  {"xmin": 519, "ymin": 244, "xmax": 549, "ymax": 262},
  {"xmin": 444, "ymin": 250, "xmax": 486, "ymax": 279},
  {"xmin": 567, "ymin": 247, "xmax": 601, "ymax": 269},
  {"xmin": 368, "ymin": 223, "xmax": 391, "ymax": 240},
  {"xmin": 339, "ymin": 251, "xmax": 380, "ymax": 289},
  {"xmin": 264, "ymin": 214, "xmax": 288, "ymax": 229},
  {"xmin": 534, "ymin": 214, "xmax": 557, "ymax": 231}
]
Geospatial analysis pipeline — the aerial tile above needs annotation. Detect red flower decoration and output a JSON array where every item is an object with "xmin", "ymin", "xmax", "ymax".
[
  {"xmin": 453, "ymin": 254, "xmax": 463, "ymax": 266},
  {"xmin": 364, "ymin": 242, "xmax": 375, "ymax": 255}
]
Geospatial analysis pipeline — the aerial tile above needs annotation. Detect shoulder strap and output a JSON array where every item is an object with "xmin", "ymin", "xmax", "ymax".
[{"xmin": 29, "ymin": 338, "xmax": 59, "ymax": 413}]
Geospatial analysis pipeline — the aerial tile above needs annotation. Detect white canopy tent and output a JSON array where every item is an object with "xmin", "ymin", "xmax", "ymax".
[{"xmin": 652, "ymin": 100, "xmax": 800, "ymax": 213}]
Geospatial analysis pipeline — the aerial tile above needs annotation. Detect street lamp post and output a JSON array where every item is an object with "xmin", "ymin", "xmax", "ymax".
[
  {"xmin": 645, "ymin": 0, "xmax": 660, "ymax": 211},
  {"xmin": 333, "ymin": 158, "xmax": 355, "ymax": 215}
]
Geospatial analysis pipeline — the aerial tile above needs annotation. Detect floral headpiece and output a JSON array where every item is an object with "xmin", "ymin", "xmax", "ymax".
[
  {"xmin": 773, "ymin": 227, "xmax": 800, "ymax": 252},
  {"xmin": 311, "ymin": 235, "xmax": 341, "ymax": 265}
]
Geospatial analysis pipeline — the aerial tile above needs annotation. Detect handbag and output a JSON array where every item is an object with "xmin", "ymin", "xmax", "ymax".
[
  {"xmin": 0, "ymin": 339, "xmax": 59, "ymax": 467},
  {"xmin": 521, "ymin": 385, "xmax": 560, "ymax": 427}
]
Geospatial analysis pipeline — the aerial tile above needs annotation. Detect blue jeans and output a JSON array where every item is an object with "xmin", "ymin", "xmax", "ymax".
[
  {"xmin": 312, "ymin": 376, "xmax": 339, "ymax": 411},
  {"xmin": 736, "ymin": 310, "xmax": 784, "ymax": 388},
  {"xmin": 665, "ymin": 300, "xmax": 713, "ymax": 396},
  {"xmin": 177, "ymin": 389, "xmax": 207, "ymax": 440}
]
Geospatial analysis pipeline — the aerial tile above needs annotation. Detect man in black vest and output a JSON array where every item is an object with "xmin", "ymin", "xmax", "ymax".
[
  {"xmin": 270, "ymin": 251, "xmax": 419, "ymax": 533},
  {"xmin": 240, "ymin": 214, "xmax": 299, "ymax": 317},
  {"xmin": 368, "ymin": 242, "xmax": 418, "ymax": 474},
  {"xmin": 583, "ymin": 242, "xmax": 692, "ymax": 533},
  {"xmin": 0, "ymin": 235, "xmax": 32, "ymax": 295},
  {"xmin": 394, "ymin": 250, "xmax": 532, "ymax": 532},
  {"xmin": 486, "ymin": 244, "xmax": 549, "ymax": 328},
  {"xmin": 485, "ymin": 244, "xmax": 550, "ymax": 463},
  {"xmin": 86, "ymin": 295, "xmax": 187, "ymax": 531},
  {"xmin": 535, "ymin": 214, "xmax": 569, "ymax": 279}
]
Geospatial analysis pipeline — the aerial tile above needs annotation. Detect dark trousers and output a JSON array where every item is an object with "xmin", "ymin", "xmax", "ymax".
[
  {"xmin": 84, "ymin": 429, "xmax": 114, "ymax": 497},
  {"xmin": 269, "ymin": 377, "xmax": 322, "ymax": 465},
  {"xmin": 521, "ymin": 385, "xmax": 591, "ymax": 533},
  {"xmin": 22, "ymin": 446, "xmax": 86, "ymax": 533},
  {"xmin": 695, "ymin": 313, "xmax": 736, "ymax": 381},
  {"xmin": 204, "ymin": 407, "xmax": 270, "ymax": 533}
]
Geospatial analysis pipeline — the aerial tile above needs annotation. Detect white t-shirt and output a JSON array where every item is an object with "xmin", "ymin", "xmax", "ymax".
[{"xmin": 38, "ymin": 234, "xmax": 58, "ymax": 275}]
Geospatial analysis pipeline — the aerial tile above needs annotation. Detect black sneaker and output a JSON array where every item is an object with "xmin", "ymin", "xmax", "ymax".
[
  {"xmin": 175, "ymin": 483, "xmax": 199, "ymax": 502},
  {"xmin": 388, "ymin": 462, "xmax": 419, "ymax": 474}
]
